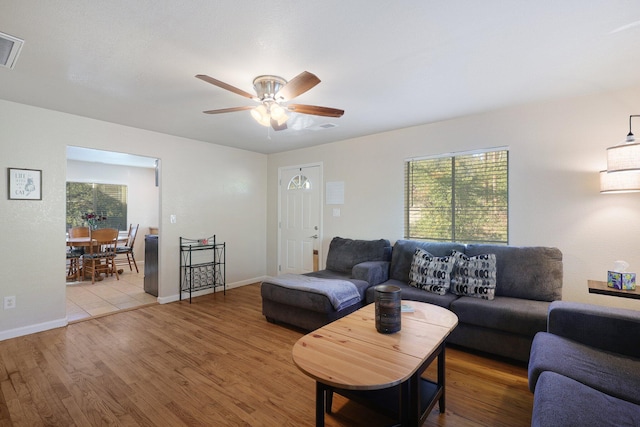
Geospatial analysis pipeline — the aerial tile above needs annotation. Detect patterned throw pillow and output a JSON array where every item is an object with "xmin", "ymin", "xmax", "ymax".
[
  {"xmin": 450, "ymin": 250, "xmax": 497, "ymax": 300},
  {"xmin": 408, "ymin": 248, "xmax": 454, "ymax": 295}
]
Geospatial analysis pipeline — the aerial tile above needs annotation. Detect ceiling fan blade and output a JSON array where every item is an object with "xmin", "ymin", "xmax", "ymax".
[
  {"xmin": 276, "ymin": 71, "xmax": 321, "ymax": 101},
  {"xmin": 203, "ymin": 106, "xmax": 254, "ymax": 114},
  {"xmin": 271, "ymin": 118, "xmax": 288, "ymax": 131},
  {"xmin": 288, "ymin": 104, "xmax": 344, "ymax": 118},
  {"xmin": 196, "ymin": 74, "xmax": 256, "ymax": 100}
]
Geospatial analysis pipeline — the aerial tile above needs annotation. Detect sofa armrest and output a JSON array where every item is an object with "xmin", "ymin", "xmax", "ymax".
[
  {"xmin": 548, "ymin": 301, "xmax": 640, "ymax": 358},
  {"xmin": 352, "ymin": 261, "xmax": 390, "ymax": 286}
]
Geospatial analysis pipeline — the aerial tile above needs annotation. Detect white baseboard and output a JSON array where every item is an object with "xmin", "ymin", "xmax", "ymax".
[
  {"xmin": 0, "ymin": 317, "xmax": 68, "ymax": 341},
  {"xmin": 157, "ymin": 276, "xmax": 268, "ymax": 304},
  {"xmin": 1, "ymin": 276, "xmax": 269, "ymax": 341}
]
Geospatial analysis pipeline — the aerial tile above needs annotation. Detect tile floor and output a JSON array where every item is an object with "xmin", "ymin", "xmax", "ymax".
[{"xmin": 66, "ymin": 267, "xmax": 157, "ymax": 323}]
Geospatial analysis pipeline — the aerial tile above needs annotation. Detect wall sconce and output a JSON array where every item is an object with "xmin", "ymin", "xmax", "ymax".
[{"xmin": 600, "ymin": 115, "xmax": 640, "ymax": 193}]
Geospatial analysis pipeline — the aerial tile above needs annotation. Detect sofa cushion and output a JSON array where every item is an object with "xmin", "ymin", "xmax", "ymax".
[
  {"xmin": 366, "ymin": 279, "xmax": 459, "ymax": 308},
  {"xmin": 389, "ymin": 240, "xmax": 465, "ymax": 282},
  {"xmin": 325, "ymin": 237, "xmax": 391, "ymax": 274},
  {"xmin": 449, "ymin": 296, "xmax": 549, "ymax": 336},
  {"xmin": 262, "ymin": 270, "xmax": 370, "ymax": 314},
  {"xmin": 450, "ymin": 250, "xmax": 497, "ymax": 299},
  {"xmin": 547, "ymin": 301, "xmax": 640, "ymax": 358},
  {"xmin": 304, "ymin": 270, "xmax": 371, "ymax": 301},
  {"xmin": 532, "ymin": 371, "xmax": 640, "ymax": 427},
  {"xmin": 352, "ymin": 261, "xmax": 389, "ymax": 286},
  {"xmin": 528, "ymin": 332, "xmax": 640, "ymax": 405},
  {"xmin": 408, "ymin": 249, "xmax": 454, "ymax": 295},
  {"xmin": 465, "ymin": 244, "xmax": 562, "ymax": 301}
]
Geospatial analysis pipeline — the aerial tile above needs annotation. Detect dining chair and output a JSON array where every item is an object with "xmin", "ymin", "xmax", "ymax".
[
  {"xmin": 66, "ymin": 248, "xmax": 82, "ymax": 281},
  {"xmin": 115, "ymin": 223, "xmax": 139, "ymax": 273},
  {"xmin": 82, "ymin": 228, "xmax": 119, "ymax": 284},
  {"xmin": 69, "ymin": 226, "xmax": 90, "ymax": 238},
  {"xmin": 68, "ymin": 226, "xmax": 91, "ymax": 255}
]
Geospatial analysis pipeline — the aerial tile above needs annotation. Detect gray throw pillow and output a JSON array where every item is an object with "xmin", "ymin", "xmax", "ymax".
[
  {"xmin": 450, "ymin": 250, "xmax": 497, "ymax": 300},
  {"xmin": 408, "ymin": 248, "xmax": 454, "ymax": 295}
]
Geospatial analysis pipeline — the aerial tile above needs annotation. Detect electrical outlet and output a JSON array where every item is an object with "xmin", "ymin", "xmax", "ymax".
[
  {"xmin": 4, "ymin": 296, "xmax": 16, "ymax": 309},
  {"xmin": 170, "ymin": 214, "xmax": 176, "ymax": 224}
]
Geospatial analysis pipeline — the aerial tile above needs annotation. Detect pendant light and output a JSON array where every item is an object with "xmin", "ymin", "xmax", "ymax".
[{"xmin": 600, "ymin": 115, "xmax": 640, "ymax": 193}]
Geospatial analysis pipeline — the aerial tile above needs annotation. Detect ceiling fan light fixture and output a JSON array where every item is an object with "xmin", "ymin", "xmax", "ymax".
[
  {"xmin": 253, "ymin": 75, "xmax": 287, "ymax": 100},
  {"xmin": 274, "ymin": 114, "xmax": 288, "ymax": 127},
  {"xmin": 196, "ymin": 71, "xmax": 342, "ymax": 132},
  {"xmin": 270, "ymin": 103, "xmax": 288, "ymax": 121},
  {"xmin": 251, "ymin": 104, "xmax": 271, "ymax": 127}
]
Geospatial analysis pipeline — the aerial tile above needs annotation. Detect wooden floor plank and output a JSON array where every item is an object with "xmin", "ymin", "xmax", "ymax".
[{"xmin": 0, "ymin": 283, "xmax": 532, "ymax": 426}]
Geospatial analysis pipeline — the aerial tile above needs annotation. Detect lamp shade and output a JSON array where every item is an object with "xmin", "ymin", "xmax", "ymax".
[
  {"xmin": 606, "ymin": 141, "xmax": 640, "ymax": 172},
  {"xmin": 600, "ymin": 169, "xmax": 640, "ymax": 193}
]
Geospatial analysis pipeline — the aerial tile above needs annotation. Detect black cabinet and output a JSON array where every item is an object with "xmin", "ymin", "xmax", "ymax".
[{"xmin": 144, "ymin": 234, "xmax": 158, "ymax": 296}]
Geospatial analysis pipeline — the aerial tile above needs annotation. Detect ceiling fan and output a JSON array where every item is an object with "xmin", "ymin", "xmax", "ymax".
[{"xmin": 195, "ymin": 71, "xmax": 344, "ymax": 131}]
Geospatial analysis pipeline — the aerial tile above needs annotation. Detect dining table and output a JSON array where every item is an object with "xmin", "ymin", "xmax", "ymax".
[
  {"xmin": 66, "ymin": 236, "xmax": 95, "ymax": 247},
  {"xmin": 66, "ymin": 232, "xmax": 128, "ymax": 281},
  {"xmin": 66, "ymin": 233, "xmax": 128, "ymax": 247}
]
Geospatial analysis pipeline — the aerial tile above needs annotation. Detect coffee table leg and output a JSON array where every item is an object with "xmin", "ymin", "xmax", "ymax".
[
  {"xmin": 438, "ymin": 345, "xmax": 446, "ymax": 412},
  {"xmin": 316, "ymin": 382, "xmax": 325, "ymax": 427},
  {"xmin": 402, "ymin": 379, "xmax": 413, "ymax": 425}
]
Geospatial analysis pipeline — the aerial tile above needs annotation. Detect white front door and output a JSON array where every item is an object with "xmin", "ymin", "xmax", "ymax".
[{"xmin": 279, "ymin": 165, "xmax": 321, "ymax": 275}]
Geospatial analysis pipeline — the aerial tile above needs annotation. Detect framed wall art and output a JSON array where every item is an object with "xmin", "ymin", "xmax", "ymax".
[{"xmin": 8, "ymin": 167, "xmax": 42, "ymax": 200}]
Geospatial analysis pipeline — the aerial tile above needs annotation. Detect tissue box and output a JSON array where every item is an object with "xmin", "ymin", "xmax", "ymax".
[{"xmin": 608, "ymin": 271, "xmax": 636, "ymax": 290}]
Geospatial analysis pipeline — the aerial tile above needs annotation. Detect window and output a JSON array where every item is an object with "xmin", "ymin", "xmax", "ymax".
[
  {"xmin": 405, "ymin": 148, "xmax": 508, "ymax": 244},
  {"xmin": 288, "ymin": 174, "xmax": 310, "ymax": 190},
  {"xmin": 66, "ymin": 182, "xmax": 128, "ymax": 231}
]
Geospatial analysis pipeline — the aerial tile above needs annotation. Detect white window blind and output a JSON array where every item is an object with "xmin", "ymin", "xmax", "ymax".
[
  {"xmin": 66, "ymin": 182, "xmax": 128, "ymax": 231},
  {"xmin": 405, "ymin": 149, "xmax": 508, "ymax": 244}
]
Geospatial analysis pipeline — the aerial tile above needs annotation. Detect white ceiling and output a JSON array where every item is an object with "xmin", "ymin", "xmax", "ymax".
[{"xmin": 2, "ymin": 1, "xmax": 640, "ymax": 154}]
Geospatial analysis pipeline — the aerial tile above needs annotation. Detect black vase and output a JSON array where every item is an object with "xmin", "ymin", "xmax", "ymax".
[{"xmin": 374, "ymin": 285, "xmax": 401, "ymax": 333}]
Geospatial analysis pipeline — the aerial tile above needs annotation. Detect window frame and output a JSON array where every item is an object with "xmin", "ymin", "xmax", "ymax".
[{"xmin": 404, "ymin": 147, "xmax": 509, "ymax": 244}]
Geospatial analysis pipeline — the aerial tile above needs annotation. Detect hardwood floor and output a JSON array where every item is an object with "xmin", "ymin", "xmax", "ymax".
[{"xmin": 0, "ymin": 283, "xmax": 533, "ymax": 426}]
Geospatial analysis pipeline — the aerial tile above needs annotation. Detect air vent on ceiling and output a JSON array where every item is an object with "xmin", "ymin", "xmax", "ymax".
[
  {"xmin": 0, "ymin": 31, "xmax": 24, "ymax": 69},
  {"xmin": 307, "ymin": 123, "xmax": 338, "ymax": 131}
]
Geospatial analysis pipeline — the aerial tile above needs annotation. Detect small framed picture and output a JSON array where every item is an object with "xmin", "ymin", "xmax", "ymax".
[{"xmin": 8, "ymin": 168, "xmax": 42, "ymax": 200}]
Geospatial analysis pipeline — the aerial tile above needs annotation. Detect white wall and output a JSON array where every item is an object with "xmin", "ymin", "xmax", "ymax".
[
  {"xmin": 267, "ymin": 84, "xmax": 640, "ymax": 311},
  {"xmin": 0, "ymin": 99, "xmax": 267, "ymax": 340},
  {"xmin": 67, "ymin": 159, "xmax": 159, "ymax": 261},
  {"xmin": 3, "ymin": 81, "xmax": 640, "ymax": 340}
]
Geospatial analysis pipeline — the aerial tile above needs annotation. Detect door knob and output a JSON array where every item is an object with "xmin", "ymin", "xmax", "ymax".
[{"xmin": 309, "ymin": 235, "xmax": 318, "ymax": 239}]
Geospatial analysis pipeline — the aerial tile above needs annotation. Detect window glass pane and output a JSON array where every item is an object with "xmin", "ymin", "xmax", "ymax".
[
  {"xmin": 406, "ymin": 157, "xmax": 452, "ymax": 240},
  {"xmin": 288, "ymin": 174, "xmax": 310, "ymax": 190},
  {"xmin": 66, "ymin": 182, "xmax": 128, "ymax": 231},
  {"xmin": 454, "ymin": 151, "xmax": 508, "ymax": 243},
  {"xmin": 405, "ymin": 149, "xmax": 508, "ymax": 244}
]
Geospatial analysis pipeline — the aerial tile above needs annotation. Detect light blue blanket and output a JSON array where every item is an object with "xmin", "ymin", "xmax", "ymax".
[{"xmin": 265, "ymin": 274, "xmax": 360, "ymax": 311}]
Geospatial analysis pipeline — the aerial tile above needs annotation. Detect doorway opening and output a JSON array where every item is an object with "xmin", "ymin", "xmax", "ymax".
[{"xmin": 65, "ymin": 146, "xmax": 160, "ymax": 321}]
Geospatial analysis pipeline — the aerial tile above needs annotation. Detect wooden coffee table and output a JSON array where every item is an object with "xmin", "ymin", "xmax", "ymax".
[{"xmin": 292, "ymin": 300, "xmax": 458, "ymax": 426}]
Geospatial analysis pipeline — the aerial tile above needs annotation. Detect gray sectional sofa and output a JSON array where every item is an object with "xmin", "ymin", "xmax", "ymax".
[
  {"xmin": 528, "ymin": 301, "xmax": 640, "ymax": 426},
  {"xmin": 261, "ymin": 237, "xmax": 391, "ymax": 331},
  {"xmin": 261, "ymin": 237, "xmax": 563, "ymax": 362},
  {"xmin": 365, "ymin": 240, "xmax": 563, "ymax": 362}
]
